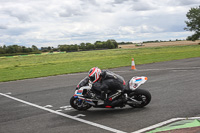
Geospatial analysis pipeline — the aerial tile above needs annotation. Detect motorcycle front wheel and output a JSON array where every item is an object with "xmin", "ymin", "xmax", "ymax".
[
  {"xmin": 70, "ymin": 96, "xmax": 92, "ymax": 111},
  {"xmin": 128, "ymin": 89, "xmax": 151, "ymax": 108}
]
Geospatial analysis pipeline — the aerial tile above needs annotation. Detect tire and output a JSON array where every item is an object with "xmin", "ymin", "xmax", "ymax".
[
  {"xmin": 128, "ymin": 89, "xmax": 151, "ymax": 108},
  {"xmin": 70, "ymin": 96, "xmax": 92, "ymax": 111}
]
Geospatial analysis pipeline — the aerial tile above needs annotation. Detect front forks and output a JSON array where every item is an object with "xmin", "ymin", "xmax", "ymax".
[
  {"xmin": 77, "ymin": 99, "xmax": 84, "ymax": 107},
  {"xmin": 127, "ymin": 97, "xmax": 142, "ymax": 104}
]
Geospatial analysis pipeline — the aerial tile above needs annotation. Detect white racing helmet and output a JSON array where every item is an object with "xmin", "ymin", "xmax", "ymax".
[{"xmin": 88, "ymin": 67, "xmax": 101, "ymax": 83}]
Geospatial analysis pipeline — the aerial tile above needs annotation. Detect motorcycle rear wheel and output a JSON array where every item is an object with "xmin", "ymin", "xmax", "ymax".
[
  {"xmin": 70, "ymin": 96, "xmax": 92, "ymax": 111},
  {"xmin": 128, "ymin": 89, "xmax": 151, "ymax": 108}
]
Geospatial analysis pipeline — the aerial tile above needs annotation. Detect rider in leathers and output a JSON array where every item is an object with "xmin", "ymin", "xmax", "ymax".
[{"xmin": 76, "ymin": 67, "xmax": 126, "ymax": 106}]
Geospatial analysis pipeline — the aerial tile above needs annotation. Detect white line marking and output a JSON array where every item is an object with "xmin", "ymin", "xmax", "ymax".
[
  {"xmin": 0, "ymin": 93, "xmax": 127, "ymax": 133},
  {"xmin": 64, "ymin": 108, "xmax": 73, "ymax": 111},
  {"xmin": 131, "ymin": 117, "xmax": 200, "ymax": 133},
  {"xmin": 74, "ymin": 114, "xmax": 86, "ymax": 118},
  {"xmin": 5, "ymin": 92, "xmax": 12, "ymax": 95},
  {"xmin": 60, "ymin": 105, "xmax": 73, "ymax": 111},
  {"xmin": 43, "ymin": 105, "xmax": 53, "ymax": 108},
  {"xmin": 60, "ymin": 105, "xmax": 71, "ymax": 109}
]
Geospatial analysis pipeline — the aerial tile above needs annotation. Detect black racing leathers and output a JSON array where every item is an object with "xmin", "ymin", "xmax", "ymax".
[
  {"xmin": 76, "ymin": 76, "xmax": 90, "ymax": 89},
  {"xmin": 76, "ymin": 70, "xmax": 126, "ymax": 100}
]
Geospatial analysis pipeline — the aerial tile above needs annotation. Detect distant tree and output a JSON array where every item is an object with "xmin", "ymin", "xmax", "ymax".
[
  {"xmin": 86, "ymin": 43, "xmax": 95, "ymax": 50},
  {"xmin": 0, "ymin": 46, "xmax": 5, "ymax": 54},
  {"xmin": 94, "ymin": 41, "xmax": 103, "ymax": 49},
  {"xmin": 22, "ymin": 46, "xmax": 28, "ymax": 53},
  {"xmin": 32, "ymin": 45, "xmax": 38, "ymax": 51},
  {"xmin": 41, "ymin": 47, "xmax": 49, "ymax": 52},
  {"xmin": 58, "ymin": 44, "xmax": 78, "ymax": 52},
  {"xmin": 58, "ymin": 45, "xmax": 66, "ymax": 52},
  {"xmin": 184, "ymin": 6, "xmax": 200, "ymax": 41},
  {"xmin": 53, "ymin": 47, "xmax": 58, "ymax": 51},
  {"xmin": 110, "ymin": 39, "xmax": 118, "ymax": 48},
  {"xmin": 79, "ymin": 43, "xmax": 86, "ymax": 50},
  {"xmin": 70, "ymin": 44, "xmax": 78, "ymax": 51},
  {"xmin": 106, "ymin": 40, "xmax": 114, "ymax": 49},
  {"xmin": 47, "ymin": 46, "xmax": 52, "ymax": 51},
  {"xmin": 6, "ymin": 45, "xmax": 14, "ymax": 53}
]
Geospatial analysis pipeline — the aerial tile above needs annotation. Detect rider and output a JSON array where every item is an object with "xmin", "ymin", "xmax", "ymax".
[{"xmin": 76, "ymin": 67, "xmax": 126, "ymax": 106}]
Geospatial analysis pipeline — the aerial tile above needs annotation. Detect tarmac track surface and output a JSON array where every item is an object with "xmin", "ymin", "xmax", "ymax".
[{"xmin": 0, "ymin": 57, "xmax": 200, "ymax": 133}]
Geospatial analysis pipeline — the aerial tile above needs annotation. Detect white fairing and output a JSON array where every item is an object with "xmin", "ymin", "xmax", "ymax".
[
  {"xmin": 75, "ymin": 86, "xmax": 91, "ymax": 96},
  {"xmin": 129, "ymin": 76, "xmax": 148, "ymax": 90}
]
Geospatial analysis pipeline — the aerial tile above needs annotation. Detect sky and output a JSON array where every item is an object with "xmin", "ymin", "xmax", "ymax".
[{"xmin": 0, "ymin": 0, "xmax": 200, "ymax": 48}]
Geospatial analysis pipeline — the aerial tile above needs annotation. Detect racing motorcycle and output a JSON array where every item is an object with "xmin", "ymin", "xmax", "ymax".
[{"xmin": 70, "ymin": 76, "xmax": 151, "ymax": 111}]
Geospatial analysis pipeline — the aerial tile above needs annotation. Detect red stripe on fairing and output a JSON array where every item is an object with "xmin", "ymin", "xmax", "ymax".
[
  {"xmin": 105, "ymin": 106, "xmax": 112, "ymax": 108},
  {"xmin": 89, "ymin": 68, "xmax": 95, "ymax": 76},
  {"xmin": 123, "ymin": 80, "xmax": 126, "ymax": 85}
]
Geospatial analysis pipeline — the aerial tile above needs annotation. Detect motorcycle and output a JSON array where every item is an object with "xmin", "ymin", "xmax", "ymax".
[{"xmin": 70, "ymin": 76, "xmax": 151, "ymax": 111}]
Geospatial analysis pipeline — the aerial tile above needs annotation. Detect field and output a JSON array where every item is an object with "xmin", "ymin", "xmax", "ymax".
[
  {"xmin": 119, "ymin": 40, "xmax": 200, "ymax": 48},
  {"xmin": 0, "ymin": 44, "xmax": 200, "ymax": 82}
]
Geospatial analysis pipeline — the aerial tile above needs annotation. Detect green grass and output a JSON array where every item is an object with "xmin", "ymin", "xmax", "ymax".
[{"xmin": 0, "ymin": 45, "xmax": 200, "ymax": 82}]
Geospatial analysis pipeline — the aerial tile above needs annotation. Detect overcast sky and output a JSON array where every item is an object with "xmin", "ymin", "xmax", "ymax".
[{"xmin": 0, "ymin": 0, "xmax": 199, "ymax": 47}]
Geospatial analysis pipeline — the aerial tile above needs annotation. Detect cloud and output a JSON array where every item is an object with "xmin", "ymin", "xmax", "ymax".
[
  {"xmin": 0, "ymin": 0, "xmax": 199, "ymax": 47},
  {"xmin": 0, "ymin": 25, "xmax": 8, "ymax": 29},
  {"xmin": 59, "ymin": 6, "xmax": 82, "ymax": 17},
  {"xmin": 130, "ymin": 1, "xmax": 155, "ymax": 11},
  {"xmin": 0, "ymin": 2, "xmax": 31, "ymax": 22},
  {"xmin": 113, "ymin": 0, "xmax": 132, "ymax": 4},
  {"xmin": 177, "ymin": 0, "xmax": 200, "ymax": 6}
]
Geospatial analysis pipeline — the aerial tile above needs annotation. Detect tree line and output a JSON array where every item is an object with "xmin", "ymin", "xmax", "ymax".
[
  {"xmin": 0, "ymin": 45, "xmax": 41, "ymax": 56},
  {"xmin": 0, "ymin": 39, "xmax": 118, "ymax": 56},
  {"xmin": 58, "ymin": 40, "xmax": 118, "ymax": 52}
]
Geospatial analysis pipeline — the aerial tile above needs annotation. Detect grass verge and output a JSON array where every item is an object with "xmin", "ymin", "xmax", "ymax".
[{"xmin": 0, "ymin": 45, "xmax": 200, "ymax": 82}]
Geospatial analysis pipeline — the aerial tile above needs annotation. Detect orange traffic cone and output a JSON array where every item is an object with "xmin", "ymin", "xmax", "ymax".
[{"xmin": 131, "ymin": 58, "xmax": 136, "ymax": 70}]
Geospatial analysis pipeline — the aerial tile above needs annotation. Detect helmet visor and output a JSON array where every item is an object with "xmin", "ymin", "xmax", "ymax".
[{"xmin": 89, "ymin": 75, "xmax": 95, "ymax": 82}]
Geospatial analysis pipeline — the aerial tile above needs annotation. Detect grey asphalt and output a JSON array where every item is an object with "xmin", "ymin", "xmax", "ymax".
[{"xmin": 0, "ymin": 57, "xmax": 200, "ymax": 133}]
